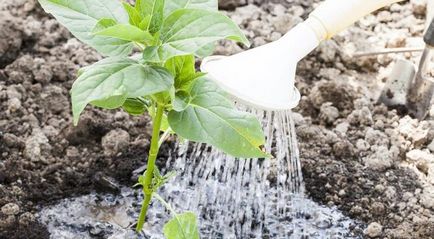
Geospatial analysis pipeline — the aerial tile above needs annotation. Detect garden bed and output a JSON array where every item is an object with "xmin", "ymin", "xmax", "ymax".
[{"xmin": 1, "ymin": 0, "xmax": 433, "ymax": 238}]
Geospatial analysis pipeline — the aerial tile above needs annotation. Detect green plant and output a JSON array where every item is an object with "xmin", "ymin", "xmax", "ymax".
[{"xmin": 38, "ymin": 0, "xmax": 269, "ymax": 237}]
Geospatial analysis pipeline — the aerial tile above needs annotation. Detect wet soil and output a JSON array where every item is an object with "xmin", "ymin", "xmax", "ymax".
[{"xmin": 1, "ymin": 0, "xmax": 434, "ymax": 238}]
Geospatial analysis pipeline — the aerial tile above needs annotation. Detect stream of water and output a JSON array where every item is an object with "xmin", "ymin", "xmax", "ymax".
[{"xmin": 39, "ymin": 109, "xmax": 362, "ymax": 238}]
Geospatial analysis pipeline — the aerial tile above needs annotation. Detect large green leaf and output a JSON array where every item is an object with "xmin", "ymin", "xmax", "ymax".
[
  {"xmin": 147, "ymin": 0, "xmax": 165, "ymax": 34},
  {"xmin": 168, "ymin": 78, "xmax": 268, "ymax": 158},
  {"xmin": 195, "ymin": 43, "xmax": 216, "ymax": 58},
  {"xmin": 93, "ymin": 23, "xmax": 153, "ymax": 42},
  {"xmin": 163, "ymin": 212, "xmax": 200, "ymax": 239},
  {"xmin": 71, "ymin": 57, "xmax": 173, "ymax": 125},
  {"xmin": 122, "ymin": 2, "xmax": 143, "ymax": 27},
  {"xmin": 164, "ymin": 0, "xmax": 217, "ymax": 16},
  {"xmin": 38, "ymin": 0, "xmax": 133, "ymax": 56},
  {"xmin": 144, "ymin": 9, "xmax": 249, "ymax": 62}
]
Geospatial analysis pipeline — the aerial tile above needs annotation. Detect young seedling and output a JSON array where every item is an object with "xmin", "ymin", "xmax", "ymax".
[{"xmin": 38, "ymin": 0, "xmax": 269, "ymax": 237}]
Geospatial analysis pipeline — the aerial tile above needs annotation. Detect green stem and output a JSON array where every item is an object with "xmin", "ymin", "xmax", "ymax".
[{"xmin": 136, "ymin": 104, "xmax": 165, "ymax": 233}]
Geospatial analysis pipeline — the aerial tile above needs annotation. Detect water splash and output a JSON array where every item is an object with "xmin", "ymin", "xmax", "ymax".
[
  {"xmin": 155, "ymin": 110, "xmax": 303, "ymax": 236},
  {"xmin": 39, "ymin": 109, "xmax": 362, "ymax": 238},
  {"xmin": 147, "ymin": 109, "xmax": 360, "ymax": 238}
]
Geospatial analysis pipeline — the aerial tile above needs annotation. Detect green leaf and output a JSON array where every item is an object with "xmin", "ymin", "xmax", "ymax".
[
  {"xmin": 38, "ymin": 0, "xmax": 133, "ymax": 56},
  {"xmin": 135, "ymin": 0, "xmax": 145, "ymax": 16},
  {"xmin": 163, "ymin": 212, "xmax": 200, "ymax": 239},
  {"xmin": 137, "ymin": 0, "xmax": 154, "ymax": 16},
  {"xmin": 168, "ymin": 78, "xmax": 269, "ymax": 158},
  {"xmin": 91, "ymin": 95, "xmax": 128, "ymax": 109},
  {"xmin": 71, "ymin": 57, "xmax": 174, "ymax": 125},
  {"xmin": 173, "ymin": 91, "xmax": 190, "ymax": 112},
  {"xmin": 195, "ymin": 42, "xmax": 215, "ymax": 58},
  {"xmin": 93, "ymin": 23, "xmax": 153, "ymax": 42},
  {"xmin": 139, "ymin": 15, "xmax": 152, "ymax": 30},
  {"xmin": 147, "ymin": 0, "xmax": 165, "ymax": 34},
  {"xmin": 122, "ymin": 2, "xmax": 142, "ymax": 27},
  {"xmin": 145, "ymin": 9, "xmax": 250, "ymax": 62},
  {"xmin": 122, "ymin": 98, "xmax": 147, "ymax": 115},
  {"xmin": 164, "ymin": 0, "xmax": 217, "ymax": 16},
  {"xmin": 165, "ymin": 55, "xmax": 197, "ymax": 89},
  {"xmin": 93, "ymin": 18, "xmax": 117, "ymax": 32},
  {"xmin": 143, "ymin": 46, "xmax": 164, "ymax": 62}
]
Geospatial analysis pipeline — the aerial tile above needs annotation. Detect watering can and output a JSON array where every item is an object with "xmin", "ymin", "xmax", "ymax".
[{"xmin": 201, "ymin": 0, "xmax": 406, "ymax": 110}]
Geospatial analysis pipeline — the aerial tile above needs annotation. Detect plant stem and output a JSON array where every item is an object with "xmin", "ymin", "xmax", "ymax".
[{"xmin": 136, "ymin": 104, "xmax": 165, "ymax": 233}]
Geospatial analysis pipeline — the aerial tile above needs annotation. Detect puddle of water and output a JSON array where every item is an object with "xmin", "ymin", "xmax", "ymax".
[
  {"xmin": 39, "ymin": 188, "xmax": 361, "ymax": 239},
  {"xmin": 39, "ymin": 110, "xmax": 363, "ymax": 238}
]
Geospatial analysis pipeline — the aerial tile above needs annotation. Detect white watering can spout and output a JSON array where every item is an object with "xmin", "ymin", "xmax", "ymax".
[{"xmin": 201, "ymin": 0, "xmax": 406, "ymax": 110}]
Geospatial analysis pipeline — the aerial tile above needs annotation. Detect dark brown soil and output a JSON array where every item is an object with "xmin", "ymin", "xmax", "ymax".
[
  {"xmin": 0, "ymin": 2, "xmax": 156, "ymax": 238},
  {"xmin": 1, "ymin": 0, "xmax": 434, "ymax": 239}
]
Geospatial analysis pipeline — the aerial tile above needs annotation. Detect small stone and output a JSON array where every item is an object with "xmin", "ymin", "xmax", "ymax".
[
  {"xmin": 101, "ymin": 129, "xmax": 130, "ymax": 156},
  {"xmin": 371, "ymin": 202, "xmax": 385, "ymax": 216},
  {"xmin": 0, "ymin": 13, "xmax": 22, "ymax": 67},
  {"xmin": 365, "ymin": 222, "xmax": 383, "ymax": 238},
  {"xmin": 333, "ymin": 140, "xmax": 354, "ymax": 158},
  {"xmin": 19, "ymin": 212, "xmax": 35, "ymax": 224},
  {"xmin": 319, "ymin": 102, "xmax": 340, "ymax": 124},
  {"xmin": 411, "ymin": 0, "xmax": 426, "ymax": 15},
  {"xmin": 1, "ymin": 203, "xmax": 20, "ymax": 215},
  {"xmin": 42, "ymin": 125, "xmax": 59, "ymax": 140},
  {"xmin": 6, "ymin": 86, "xmax": 23, "ymax": 100},
  {"xmin": 24, "ymin": 129, "xmax": 51, "ymax": 162},
  {"xmin": 271, "ymin": 15, "xmax": 297, "ymax": 34},
  {"xmin": 427, "ymin": 139, "xmax": 434, "ymax": 152},
  {"xmin": 3, "ymin": 133, "xmax": 24, "ymax": 148},
  {"xmin": 291, "ymin": 112, "xmax": 305, "ymax": 126},
  {"xmin": 365, "ymin": 128, "xmax": 389, "ymax": 146},
  {"xmin": 94, "ymin": 172, "xmax": 120, "ymax": 194},
  {"xmin": 384, "ymin": 186, "xmax": 397, "ymax": 201},
  {"xmin": 363, "ymin": 146, "xmax": 393, "ymax": 171},
  {"xmin": 397, "ymin": 116, "xmax": 418, "ymax": 137},
  {"xmin": 66, "ymin": 146, "xmax": 80, "ymax": 160},
  {"xmin": 218, "ymin": 0, "xmax": 246, "ymax": 10},
  {"xmin": 350, "ymin": 205, "xmax": 363, "ymax": 216},
  {"xmin": 420, "ymin": 187, "xmax": 434, "ymax": 209},
  {"xmin": 406, "ymin": 150, "xmax": 434, "ymax": 162},
  {"xmin": 408, "ymin": 125, "xmax": 430, "ymax": 147},
  {"xmin": 7, "ymin": 98, "xmax": 21, "ymax": 112},
  {"xmin": 33, "ymin": 64, "xmax": 53, "ymax": 84},
  {"xmin": 375, "ymin": 184, "xmax": 385, "ymax": 193},
  {"xmin": 348, "ymin": 107, "xmax": 373, "ymax": 126},
  {"xmin": 114, "ymin": 111, "xmax": 128, "ymax": 121},
  {"xmin": 356, "ymin": 139, "xmax": 370, "ymax": 152},
  {"xmin": 374, "ymin": 120, "xmax": 384, "ymax": 130},
  {"xmin": 268, "ymin": 31, "xmax": 282, "ymax": 42},
  {"xmin": 377, "ymin": 10, "xmax": 392, "ymax": 22},
  {"xmin": 308, "ymin": 80, "xmax": 356, "ymax": 112},
  {"xmin": 416, "ymin": 160, "xmax": 430, "ymax": 175},
  {"xmin": 335, "ymin": 122, "xmax": 349, "ymax": 134},
  {"xmin": 317, "ymin": 40, "xmax": 339, "ymax": 62},
  {"xmin": 40, "ymin": 85, "xmax": 69, "ymax": 114}
]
